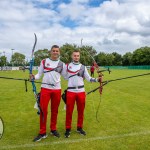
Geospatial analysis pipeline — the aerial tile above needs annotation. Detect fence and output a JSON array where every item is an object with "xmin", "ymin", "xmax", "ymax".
[
  {"xmin": 0, "ymin": 66, "xmax": 38, "ymax": 71},
  {"xmin": 104, "ymin": 65, "xmax": 150, "ymax": 70}
]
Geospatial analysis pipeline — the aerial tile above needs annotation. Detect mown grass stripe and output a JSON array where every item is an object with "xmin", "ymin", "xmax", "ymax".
[{"xmin": 0, "ymin": 130, "xmax": 150, "ymax": 149}]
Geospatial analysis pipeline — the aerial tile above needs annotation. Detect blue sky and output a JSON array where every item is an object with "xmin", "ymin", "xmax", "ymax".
[
  {"xmin": 32, "ymin": 0, "xmax": 109, "ymax": 28},
  {"xmin": 0, "ymin": 0, "xmax": 150, "ymax": 61}
]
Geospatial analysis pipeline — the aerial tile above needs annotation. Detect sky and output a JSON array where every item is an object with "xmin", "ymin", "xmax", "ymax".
[{"xmin": 0, "ymin": 0, "xmax": 150, "ymax": 61}]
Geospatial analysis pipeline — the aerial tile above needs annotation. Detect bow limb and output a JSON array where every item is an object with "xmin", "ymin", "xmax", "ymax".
[
  {"xmin": 81, "ymin": 45, "xmax": 103, "ymax": 122},
  {"xmin": 29, "ymin": 33, "xmax": 37, "ymax": 95},
  {"xmin": 29, "ymin": 33, "xmax": 41, "ymax": 115},
  {"xmin": 29, "ymin": 34, "xmax": 44, "ymax": 118},
  {"xmin": 80, "ymin": 45, "xmax": 102, "ymax": 94}
]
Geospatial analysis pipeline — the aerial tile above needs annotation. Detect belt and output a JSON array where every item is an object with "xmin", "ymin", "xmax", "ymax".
[
  {"xmin": 42, "ymin": 83, "xmax": 55, "ymax": 86},
  {"xmin": 67, "ymin": 85, "xmax": 84, "ymax": 89}
]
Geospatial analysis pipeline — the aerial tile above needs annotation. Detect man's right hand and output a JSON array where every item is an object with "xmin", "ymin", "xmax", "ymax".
[{"xmin": 29, "ymin": 74, "xmax": 35, "ymax": 81}]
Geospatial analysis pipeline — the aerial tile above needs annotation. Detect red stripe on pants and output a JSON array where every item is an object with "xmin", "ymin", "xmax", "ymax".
[
  {"xmin": 66, "ymin": 91, "xmax": 86, "ymax": 129},
  {"xmin": 39, "ymin": 88, "xmax": 61, "ymax": 134}
]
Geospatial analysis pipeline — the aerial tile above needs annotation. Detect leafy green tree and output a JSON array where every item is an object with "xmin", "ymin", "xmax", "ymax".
[
  {"xmin": 122, "ymin": 52, "xmax": 132, "ymax": 66},
  {"xmin": 11, "ymin": 52, "xmax": 25, "ymax": 66},
  {"xmin": 95, "ymin": 52, "xmax": 107, "ymax": 66},
  {"xmin": 34, "ymin": 49, "xmax": 49, "ymax": 65},
  {"xmin": 112, "ymin": 52, "xmax": 122, "ymax": 66},
  {"xmin": 80, "ymin": 45, "xmax": 97, "ymax": 65},
  {"xmin": 95, "ymin": 52, "xmax": 121, "ymax": 66},
  {"xmin": 131, "ymin": 47, "xmax": 150, "ymax": 65},
  {"xmin": 0, "ymin": 56, "xmax": 7, "ymax": 66},
  {"xmin": 60, "ymin": 43, "xmax": 77, "ymax": 63},
  {"xmin": 106, "ymin": 53, "xmax": 114, "ymax": 66},
  {"xmin": 27, "ymin": 45, "xmax": 150, "ymax": 67},
  {"xmin": 60, "ymin": 43, "xmax": 97, "ymax": 65}
]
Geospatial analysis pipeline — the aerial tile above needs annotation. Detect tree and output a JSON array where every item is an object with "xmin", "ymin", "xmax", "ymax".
[
  {"xmin": 112, "ymin": 52, "xmax": 122, "ymax": 66},
  {"xmin": 122, "ymin": 52, "xmax": 132, "ymax": 66},
  {"xmin": 95, "ymin": 52, "xmax": 122, "ymax": 66},
  {"xmin": 0, "ymin": 56, "xmax": 7, "ymax": 66},
  {"xmin": 95, "ymin": 52, "xmax": 107, "ymax": 66},
  {"xmin": 60, "ymin": 43, "xmax": 97, "ymax": 65},
  {"xmin": 106, "ymin": 53, "xmax": 114, "ymax": 66},
  {"xmin": 80, "ymin": 45, "xmax": 97, "ymax": 66},
  {"xmin": 11, "ymin": 52, "xmax": 25, "ymax": 66},
  {"xmin": 131, "ymin": 47, "xmax": 150, "ymax": 65},
  {"xmin": 60, "ymin": 43, "xmax": 77, "ymax": 63},
  {"xmin": 34, "ymin": 49, "xmax": 49, "ymax": 66}
]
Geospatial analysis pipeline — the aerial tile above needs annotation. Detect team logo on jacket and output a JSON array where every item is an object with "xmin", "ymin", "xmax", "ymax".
[
  {"xmin": 69, "ymin": 66, "xmax": 72, "ymax": 69},
  {"xmin": 47, "ymin": 63, "xmax": 50, "ymax": 66}
]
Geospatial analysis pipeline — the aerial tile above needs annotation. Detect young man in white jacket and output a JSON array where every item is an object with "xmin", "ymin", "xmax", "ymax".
[
  {"xmin": 30, "ymin": 45, "xmax": 66, "ymax": 142},
  {"xmin": 64, "ymin": 50, "xmax": 100, "ymax": 138}
]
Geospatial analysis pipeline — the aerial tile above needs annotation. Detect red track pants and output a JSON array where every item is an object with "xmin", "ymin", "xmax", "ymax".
[
  {"xmin": 66, "ymin": 91, "xmax": 86, "ymax": 129},
  {"xmin": 39, "ymin": 88, "xmax": 61, "ymax": 134}
]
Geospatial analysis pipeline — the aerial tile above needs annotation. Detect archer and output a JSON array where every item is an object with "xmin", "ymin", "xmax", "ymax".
[
  {"xmin": 30, "ymin": 45, "xmax": 66, "ymax": 142},
  {"xmin": 63, "ymin": 50, "xmax": 101, "ymax": 138}
]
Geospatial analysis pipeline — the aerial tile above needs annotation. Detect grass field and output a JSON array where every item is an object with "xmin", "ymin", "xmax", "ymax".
[{"xmin": 0, "ymin": 69, "xmax": 150, "ymax": 150}]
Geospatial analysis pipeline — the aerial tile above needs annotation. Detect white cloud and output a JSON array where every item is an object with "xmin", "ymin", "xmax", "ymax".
[
  {"xmin": 58, "ymin": 2, "xmax": 86, "ymax": 20},
  {"xmin": 0, "ymin": 0, "xmax": 150, "ymax": 62},
  {"xmin": 71, "ymin": 0, "xmax": 89, "ymax": 3}
]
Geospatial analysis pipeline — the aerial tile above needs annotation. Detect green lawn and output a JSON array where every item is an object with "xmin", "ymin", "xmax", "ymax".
[{"xmin": 0, "ymin": 69, "xmax": 150, "ymax": 150}]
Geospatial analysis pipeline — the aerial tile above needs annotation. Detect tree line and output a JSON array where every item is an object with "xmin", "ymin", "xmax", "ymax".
[
  {"xmin": 0, "ymin": 52, "xmax": 25, "ymax": 67},
  {"xmin": 95, "ymin": 47, "xmax": 150, "ymax": 66},
  {"xmin": 0, "ymin": 44, "xmax": 150, "ymax": 67}
]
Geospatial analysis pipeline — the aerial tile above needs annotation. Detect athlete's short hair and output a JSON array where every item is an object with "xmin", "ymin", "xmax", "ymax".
[{"xmin": 51, "ymin": 45, "xmax": 60, "ymax": 50}]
